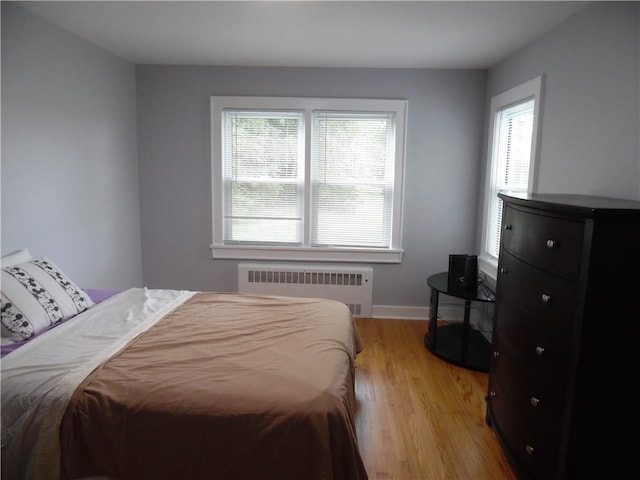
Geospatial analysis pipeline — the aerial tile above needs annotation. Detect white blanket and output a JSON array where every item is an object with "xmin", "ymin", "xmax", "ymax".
[{"xmin": 1, "ymin": 287, "xmax": 196, "ymax": 480}]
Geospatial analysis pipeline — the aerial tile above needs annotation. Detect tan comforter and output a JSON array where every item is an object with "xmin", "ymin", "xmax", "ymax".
[{"xmin": 59, "ymin": 292, "xmax": 367, "ymax": 480}]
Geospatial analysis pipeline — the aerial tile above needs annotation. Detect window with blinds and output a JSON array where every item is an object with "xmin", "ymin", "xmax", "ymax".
[
  {"xmin": 210, "ymin": 96, "xmax": 407, "ymax": 263},
  {"xmin": 222, "ymin": 111, "xmax": 304, "ymax": 244},
  {"xmin": 486, "ymin": 100, "xmax": 534, "ymax": 257},
  {"xmin": 480, "ymin": 75, "xmax": 543, "ymax": 278},
  {"xmin": 311, "ymin": 112, "xmax": 395, "ymax": 248}
]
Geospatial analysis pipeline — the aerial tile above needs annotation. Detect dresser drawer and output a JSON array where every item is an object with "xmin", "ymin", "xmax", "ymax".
[
  {"xmin": 488, "ymin": 381, "xmax": 561, "ymax": 480},
  {"xmin": 501, "ymin": 205, "xmax": 584, "ymax": 279},
  {"xmin": 493, "ymin": 299, "xmax": 571, "ymax": 370},
  {"xmin": 497, "ymin": 251, "xmax": 577, "ymax": 335},
  {"xmin": 490, "ymin": 344, "xmax": 566, "ymax": 426}
]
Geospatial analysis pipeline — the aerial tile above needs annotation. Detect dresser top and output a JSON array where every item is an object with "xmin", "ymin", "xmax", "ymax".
[{"xmin": 498, "ymin": 192, "xmax": 640, "ymax": 217}]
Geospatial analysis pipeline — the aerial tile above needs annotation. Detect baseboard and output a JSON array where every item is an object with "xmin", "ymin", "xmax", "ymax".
[
  {"xmin": 371, "ymin": 305, "xmax": 429, "ymax": 320},
  {"xmin": 370, "ymin": 303, "xmax": 488, "ymax": 322},
  {"xmin": 370, "ymin": 303, "xmax": 466, "ymax": 321}
]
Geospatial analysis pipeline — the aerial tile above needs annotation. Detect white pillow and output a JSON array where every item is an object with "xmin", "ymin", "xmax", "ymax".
[
  {"xmin": 1, "ymin": 249, "xmax": 33, "ymax": 268},
  {"xmin": 1, "ymin": 257, "xmax": 94, "ymax": 342}
]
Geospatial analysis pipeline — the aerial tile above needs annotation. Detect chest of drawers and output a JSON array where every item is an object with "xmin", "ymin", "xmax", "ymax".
[{"xmin": 486, "ymin": 193, "xmax": 640, "ymax": 479}]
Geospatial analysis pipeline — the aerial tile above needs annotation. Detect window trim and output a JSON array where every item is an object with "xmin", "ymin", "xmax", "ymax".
[
  {"xmin": 210, "ymin": 96, "xmax": 408, "ymax": 263},
  {"xmin": 479, "ymin": 76, "xmax": 544, "ymax": 280}
]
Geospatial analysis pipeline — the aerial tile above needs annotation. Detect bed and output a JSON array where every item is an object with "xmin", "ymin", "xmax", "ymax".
[{"xmin": 1, "ymin": 251, "xmax": 367, "ymax": 480}]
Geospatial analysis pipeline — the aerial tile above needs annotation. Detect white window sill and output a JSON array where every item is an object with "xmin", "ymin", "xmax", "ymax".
[{"xmin": 211, "ymin": 244, "xmax": 404, "ymax": 264}]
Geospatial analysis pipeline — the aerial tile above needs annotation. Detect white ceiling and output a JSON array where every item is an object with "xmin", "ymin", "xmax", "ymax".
[{"xmin": 17, "ymin": 1, "xmax": 590, "ymax": 69}]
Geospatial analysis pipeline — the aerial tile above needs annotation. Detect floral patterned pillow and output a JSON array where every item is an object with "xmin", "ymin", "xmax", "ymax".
[{"xmin": 1, "ymin": 258, "xmax": 94, "ymax": 343}]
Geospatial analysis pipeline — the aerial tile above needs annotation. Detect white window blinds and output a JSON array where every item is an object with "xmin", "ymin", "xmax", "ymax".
[
  {"xmin": 311, "ymin": 111, "xmax": 395, "ymax": 248},
  {"xmin": 486, "ymin": 99, "xmax": 535, "ymax": 257},
  {"xmin": 222, "ymin": 110, "xmax": 304, "ymax": 244}
]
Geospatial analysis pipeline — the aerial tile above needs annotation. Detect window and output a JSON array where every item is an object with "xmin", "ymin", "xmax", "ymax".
[
  {"xmin": 222, "ymin": 110, "xmax": 304, "ymax": 244},
  {"xmin": 479, "ymin": 76, "xmax": 544, "ymax": 279},
  {"xmin": 211, "ymin": 97, "xmax": 407, "ymax": 263}
]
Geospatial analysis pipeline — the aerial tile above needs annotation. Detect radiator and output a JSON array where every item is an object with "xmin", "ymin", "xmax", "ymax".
[{"xmin": 237, "ymin": 263, "xmax": 373, "ymax": 317}]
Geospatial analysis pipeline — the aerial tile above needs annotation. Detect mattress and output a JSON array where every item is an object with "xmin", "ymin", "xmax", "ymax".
[{"xmin": 1, "ymin": 288, "xmax": 367, "ymax": 480}]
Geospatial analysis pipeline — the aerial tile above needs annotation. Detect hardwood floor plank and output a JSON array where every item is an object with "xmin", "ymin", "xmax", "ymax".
[{"xmin": 354, "ymin": 318, "xmax": 515, "ymax": 480}]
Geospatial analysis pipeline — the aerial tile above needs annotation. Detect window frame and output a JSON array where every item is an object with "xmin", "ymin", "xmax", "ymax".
[
  {"xmin": 210, "ymin": 96, "xmax": 408, "ymax": 263},
  {"xmin": 479, "ymin": 76, "xmax": 544, "ymax": 280}
]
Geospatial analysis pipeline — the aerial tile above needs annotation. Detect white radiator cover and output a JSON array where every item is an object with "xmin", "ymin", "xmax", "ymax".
[{"xmin": 237, "ymin": 263, "xmax": 373, "ymax": 317}]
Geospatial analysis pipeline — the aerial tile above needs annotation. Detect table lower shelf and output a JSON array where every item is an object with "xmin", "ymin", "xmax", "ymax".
[{"xmin": 424, "ymin": 323, "xmax": 491, "ymax": 372}]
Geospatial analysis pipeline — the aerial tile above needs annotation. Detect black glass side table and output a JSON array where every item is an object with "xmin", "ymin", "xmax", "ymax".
[{"xmin": 424, "ymin": 272, "xmax": 495, "ymax": 372}]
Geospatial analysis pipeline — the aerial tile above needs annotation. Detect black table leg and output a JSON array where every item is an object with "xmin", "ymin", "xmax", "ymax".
[
  {"xmin": 461, "ymin": 300, "xmax": 471, "ymax": 364},
  {"xmin": 425, "ymin": 290, "xmax": 439, "ymax": 349}
]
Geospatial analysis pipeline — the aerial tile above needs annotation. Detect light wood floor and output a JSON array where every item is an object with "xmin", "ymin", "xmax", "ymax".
[{"xmin": 353, "ymin": 317, "xmax": 516, "ymax": 480}]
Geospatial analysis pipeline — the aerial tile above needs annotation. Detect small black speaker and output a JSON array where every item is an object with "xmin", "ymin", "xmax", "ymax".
[
  {"xmin": 448, "ymin": 254, "xmax": 478, "ymax": 290},
  {"xmin": 448, "ymin": 254, "xmax": 467, "ymax": 288},
  {"xmin": 462, "ymin": 255, "xmax": 478, "ymax": 290}
]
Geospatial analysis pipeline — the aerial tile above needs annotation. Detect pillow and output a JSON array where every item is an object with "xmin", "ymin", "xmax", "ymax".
[
  {"xmin": 1, "ymin": 257, "xmax": 94, "ymax": 343},
  {"xmin": 1, "ymin": 249, "xmax": 33, "ymax": 268}
]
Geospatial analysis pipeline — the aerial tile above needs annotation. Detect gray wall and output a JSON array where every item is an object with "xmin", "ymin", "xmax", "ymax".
[
  {"xmin": 479, "ymin": 1, "xmax": 640, "ymax": 205},
  {"xmin": 1, "ymin": 3, "xmax": 143, "ymax": 289},
  {"xmin": 136, "ymin": 66, "xmax": 487, "ymax": 308},
  {"xmin": 6, "ymin": 1, "xmax": 636, "ymax": 312}
]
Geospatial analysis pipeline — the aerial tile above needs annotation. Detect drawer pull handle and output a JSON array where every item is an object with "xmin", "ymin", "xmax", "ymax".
[
  {"xmin": 546, "ymin": 239, "xmax": 558, "ymax": 248},
  {"xmin": 490, "ymin": 391, "xmax": 497, "ymax": 398},
  {"xmin": 504, "ymin": 224, "xmax": 512, "ymax": 231},
  {"xmin": 526, "ymin": 445, "xmax": 535, "ymax": 455},
  {"xmin": 500, "ymin": 267, "xmax": 508, "ymax": 274},
  {"xmin": 541, "ymin": 294, "xmax": 552, "ymax": 304},
  {"xmin": 535, "ymin": 346, "xmax": 545, "ymax": 356},
  {"xmin": 530, "ymin": 397, "xmax": 540, "ymax": 407},
  {"xmin": 492, "ymin": 351, "xmax": 500, "ymax": 358}
]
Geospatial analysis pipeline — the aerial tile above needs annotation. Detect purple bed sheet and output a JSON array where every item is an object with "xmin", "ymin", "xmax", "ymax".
[{"xmin": 1, "ymin": 289, "xmax": 121, "ymax": 358}]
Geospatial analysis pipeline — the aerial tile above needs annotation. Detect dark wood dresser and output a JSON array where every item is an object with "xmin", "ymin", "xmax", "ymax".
[{"xmin": 486, "ymin": 192, "xmax": 640, "ymax": 479}]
